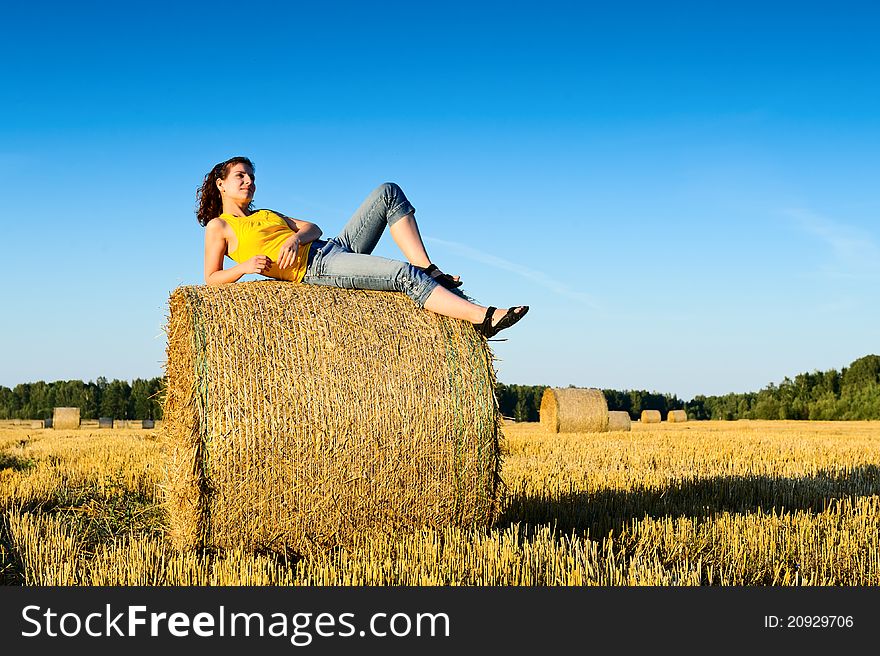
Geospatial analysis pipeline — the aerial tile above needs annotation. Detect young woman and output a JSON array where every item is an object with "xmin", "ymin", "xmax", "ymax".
[{"xmin": 197, "ymin": 156, "xmax": 528, "ymax": 338}]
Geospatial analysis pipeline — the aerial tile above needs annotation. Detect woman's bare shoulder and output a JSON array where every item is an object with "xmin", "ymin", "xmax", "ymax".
[
  {"xmin": 208, "ymin": 215, "xmax": 231, "ymax": 226},
  {"xmin": 204, "ymin": 216, "xmax": 230, "ymax": 236}
]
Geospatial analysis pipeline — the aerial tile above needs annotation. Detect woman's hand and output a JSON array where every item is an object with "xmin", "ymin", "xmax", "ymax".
[
  {"xmin": 277, "ymin": 234, "xmax": 301, "ymax": 270},
  {"xmin": 244, "ymin": 255, "xmax": 273, "ymax": 275}
]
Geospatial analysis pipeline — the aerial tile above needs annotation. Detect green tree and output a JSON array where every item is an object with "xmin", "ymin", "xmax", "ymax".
[
  {"xmin": 100, "ymin": 379, "xmax": 131, "ymax": 419},
  {"xmin": 841, "ymin": 355, "xmax": 880, "ymax": 391},
  {"xmin": 0, "ymin": 386, "xmax": 16, "ymax": 419},
  {"xmin": 130, "ymin": 378, "xmax": 151, "ymax": 419}
]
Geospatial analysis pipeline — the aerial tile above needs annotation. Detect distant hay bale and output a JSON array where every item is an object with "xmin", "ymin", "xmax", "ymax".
[
  {"xmin": 30, "ymin": 420, "xmax": 45, "ymax": 430},
  {"xmin": 113, "ymin": 420, "xmax": 127, "ymax": 429},
  {"xmin": 162, "ymin": 282, "xmax": 501, "ymax": 555},
  {"xmin": 607, "ymin": 411, "xmax": 632, "ymax": 432},
  {"xmin": 126, "ymin": 420, "xmax": 144, "ymax": 430},
  {"xmin": 98, "ymin": 417, "xmax": 114, "ymax": 429},
  {"xmin": 80, "ymin": 419, "xmax": 99, "ymax": 428},
  {"xmin": 52, "ymin": 407, "xmax": 80, "ymax": 430},
  {"xmin": 142, "ymin": 419, "xmax": 155, "ymax": 429},
  {"xmin": 640, "ymin": 409, "xmax": 662, "ymax": 424},
  {"xmin": 540, "ymin": 388, "xmax": 609, "ymax": 433},
  {"xmin": 44, "ymin": 418, "xmax": 53, "ymax": 429},
  {"xmin": 668, "ymin": 409, "xmax": 688, "ymax": 423}
]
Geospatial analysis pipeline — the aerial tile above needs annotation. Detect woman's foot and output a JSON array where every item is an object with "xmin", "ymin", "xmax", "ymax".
[
  {"xmin": 418, "ymin": 263, "xmax": 462, "ymax": 289},
  {"xmin": 474, "ymin": 306, "xmax": 529, "ymax": 338}
]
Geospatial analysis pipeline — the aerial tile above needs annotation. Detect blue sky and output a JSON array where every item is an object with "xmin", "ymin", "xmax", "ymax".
[{"xmin": 1, "ymin": 1, "xmax": 877, "ymax": 399}]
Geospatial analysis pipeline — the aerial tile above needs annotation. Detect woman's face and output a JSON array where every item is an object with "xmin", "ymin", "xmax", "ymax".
[{"xmin": 217, "ymin": 162, "xmax": 256, "ymax": 204}]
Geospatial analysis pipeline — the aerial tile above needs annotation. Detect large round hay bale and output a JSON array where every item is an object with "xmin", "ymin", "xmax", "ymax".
[
  {"xmin": 640, "ymin": 409, "xmax": 662, "ymax": 423},
  {"xmin": 539, "ymin": 387, "xmax": 608, "ymax": 433},
  {"xmin": 162, "ymin": 282, "xmax": 501, "ymax": 555},
  {"xmin": 52, "ymin": 407, "xmax": 80, "ymax": 430},
  {"xmin": 607, "ymin": 410, "xmax": 632, "ymax": 432},
  {"xmin": 668, "ymin": 409, "xmax": 688, "ymax": 423}
]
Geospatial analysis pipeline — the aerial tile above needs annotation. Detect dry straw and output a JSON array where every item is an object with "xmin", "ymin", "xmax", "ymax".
[
  {"xmin": 668, "ymin": 409, "xmax": 688, "ymax": 423},
  {"xmin": 607, "ymin": 411, "xmax": 632, "ymax": 432},
  {"xmin": 161, "ymin": 282, "xmax": 502, "ymax": 555},
  {"xmin": 540, "ymin": 388, "xmax": 609, "ymax": 433},
  {"xmin": 52, "ymin": 407, "xmax": 80, "ymax": 430},
  {"xmin": 640, "ymin": 409, "xmax": 662, "ymax": 423}
]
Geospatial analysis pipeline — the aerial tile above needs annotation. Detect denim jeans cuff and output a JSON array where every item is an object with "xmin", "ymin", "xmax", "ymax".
[
  {"xmin": 387, "ymin": 200, "xmax": 416, "ymax": 226},
  {"xmin": 409, "ymin": 267, "xmax": 438, "ymax": 307},
  {"xmin": 412, "ymin": 278, "xmax": 437, "ymax": 307}
]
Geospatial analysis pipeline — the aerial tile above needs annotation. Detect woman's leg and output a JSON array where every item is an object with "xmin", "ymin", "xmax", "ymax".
[
  {"xmin": 388, "ymin": 212, "xmax": 430, "ymax": 268},
  {"xmin": 335, "ymin": 183, "xmax": 457, "ymax": 282},
  {"xmin": 334, "ymin": 182, "xmax": 417, "ymax": 255},
  {"xmin": 423, "ymin": 285, "xmax": 527, "ymax": 331},
  {"xmin": 303, "ymin": 245, "xmax": 526, "ymax": 333},
  {"xmin": 303, "ymin": 245, "xmax": 437, "ymax": 306}
]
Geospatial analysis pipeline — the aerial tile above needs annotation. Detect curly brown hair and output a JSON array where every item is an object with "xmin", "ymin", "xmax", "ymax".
[{"xmin": 195, "ymin": 156, "xmax": 255, "ymax": 227}]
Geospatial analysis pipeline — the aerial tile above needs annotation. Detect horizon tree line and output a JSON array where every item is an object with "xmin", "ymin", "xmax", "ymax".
[{"xmin": 1, "ymin": 355, "xmax": 877, "ymax": 422}]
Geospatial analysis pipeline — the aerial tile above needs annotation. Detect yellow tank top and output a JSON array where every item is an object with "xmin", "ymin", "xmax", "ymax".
[{"xmin": 221, "ymin": 210, "xmax": 311, "ymax": 283}]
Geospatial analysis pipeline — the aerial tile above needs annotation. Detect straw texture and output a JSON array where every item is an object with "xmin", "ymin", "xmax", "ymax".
[
  {"xmin": 668, "ymin": 409, "xmax": 688, "ymax": 423},
  {"xmin": 607, "ymin": 411, "xmax": 632, "ymax": 432},
  {"xmin": 539, "ymin": 387, "xmax": 609, "ymax": 433},
  {"xmin": 52, "ymin": 407, "xmax": 80, "ymax": 430},
  {"xmin": 161, "ymin": 282, "xmax": 502, "ymax": 555},
  {"xmin": 640, "ymin": 409, "xmax": 662, "ymax": 423}
]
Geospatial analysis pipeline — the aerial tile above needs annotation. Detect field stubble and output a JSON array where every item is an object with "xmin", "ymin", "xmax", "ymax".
[{"xmin": 1, "ymin": 421, "xmax": 878, "ymax": 585}]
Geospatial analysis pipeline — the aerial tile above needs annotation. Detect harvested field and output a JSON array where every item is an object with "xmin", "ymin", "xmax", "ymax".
[{"xmin": 2, "ymin": 420, "xmax": 879, "ymax": 585}]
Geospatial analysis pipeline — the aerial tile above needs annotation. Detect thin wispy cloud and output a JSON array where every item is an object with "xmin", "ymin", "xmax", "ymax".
[
  {"xmin": 784, "ymin": 208, "xmax": 880, "ymax": 279},
  {"xmin": 426, "ymin": 237, "xmax": 604, "ymax": 312}
]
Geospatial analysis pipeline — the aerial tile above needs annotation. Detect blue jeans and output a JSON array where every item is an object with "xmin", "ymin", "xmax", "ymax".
[{"xmin": 303, "ymin": 183, "xmax": 439, "ymax": 307}]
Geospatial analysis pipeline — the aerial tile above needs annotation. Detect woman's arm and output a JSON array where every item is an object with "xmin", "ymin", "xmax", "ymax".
[
  {"xmin": 280, "ymin": 215, "xmax": 322, "ymax": 243},
  {"xmin": 277, "ymin": 215, "xmax": 323, "ymax": 270},
  {"xmin": 204, "ymin": 220, "xmax": 272, "ymax": 286}
]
